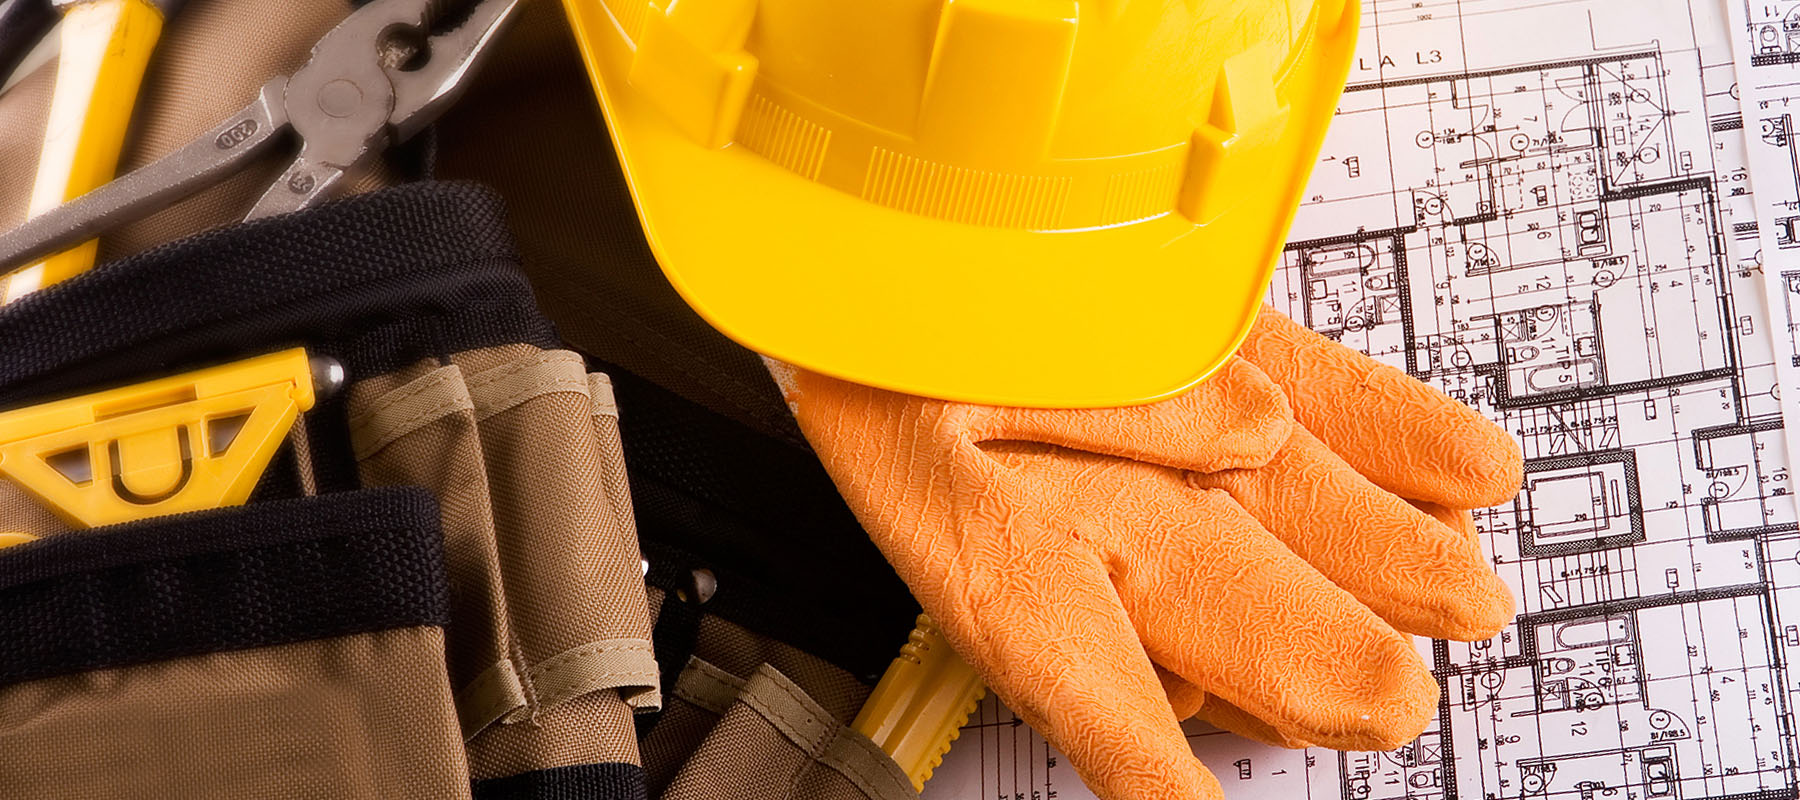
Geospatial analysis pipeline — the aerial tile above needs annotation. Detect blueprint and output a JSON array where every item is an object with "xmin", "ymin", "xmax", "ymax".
[
  {"xmin": 923, "ymin": 1, "xmax": 1800, "ymax": 798},
  {"xmin": 1728, "ymin": 0, "xmax": 1800, "ymax": 484}
]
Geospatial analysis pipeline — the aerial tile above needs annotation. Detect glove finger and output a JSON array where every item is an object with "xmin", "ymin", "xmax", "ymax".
[
  {"xmin": 986, "ymin": 441, "xmax": 1437, "ymax": 751},
  {"xmin": 1412, "ymin": 499, "xmax": 1478, "ymax": 537},
  {"xmin": 947, "ymin": 537, "xmax": 1225, "ymax": 800},
  {"xmin": 1157, "ymin": 667, "xmax": 1319, "ymax": 750},
  {"xmin": 1237, "ymin": 307, "xmax": 1522, "ymax": 508},
  {"xmin": 1109, "ymin": 469, "xmax": 1436, "ymax": 750},
  {"xmin": 1193, "ymin": 427, "xmax": 1514, "ymax": 641},
  {"xmin": 1158, "ymin": 666, "xmax": 1210, "ymax": 720},
  {"xmin": 1194, "ymin": 695, "xmax": 1319, "ymax": 750}
]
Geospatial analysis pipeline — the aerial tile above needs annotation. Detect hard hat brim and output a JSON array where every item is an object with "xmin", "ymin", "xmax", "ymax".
[{"xmin": 563, "ymin": 2, "xmax": 1358, "ymax": 408}]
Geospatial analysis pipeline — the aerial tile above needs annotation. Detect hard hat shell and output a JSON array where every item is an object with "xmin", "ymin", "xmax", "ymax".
[{"xmin": 560, "ymin": 0, "xmax": 1358, "ymax": 407}]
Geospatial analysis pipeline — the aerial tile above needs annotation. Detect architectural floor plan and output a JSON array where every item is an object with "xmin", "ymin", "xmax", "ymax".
[
  {"xmin": 924, "ymin": 1, "xmax": 1800, "ymax": 798},
  {"xmin": 1728, "ymin": 0, "xmax": 1800, "ymax": 474}
]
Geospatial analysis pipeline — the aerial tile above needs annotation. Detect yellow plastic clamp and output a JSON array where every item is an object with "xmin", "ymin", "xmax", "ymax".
[{"xmin": 0, "ymin": 349, "xmax": 317, "ymax": 528}]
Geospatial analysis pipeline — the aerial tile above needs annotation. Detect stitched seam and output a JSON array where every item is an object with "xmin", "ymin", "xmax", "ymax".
[
  {"xmin": 588, "ymin": 372, "xmax": 620, "ymax": 418},
  {"xmin": 820, "ymin": 735, "xmax": 916, "ymax": 800},
  {"xmin": 348, "ymin": 367, "xmax": 471, "ymax": 458},
  {"xmin": 742, "ymin": 669, "xmax": 833, "ymax": 752},
  {"xmin": 466, "ymin": 350, "xmax": 589, "ymax": 421},
  {"xmin": 454, "ymin": 658, "xmax": 527, "ymax": 741},
  {"xmin": 464, "ymin": 350, "xmax": 578, "ymax": 385},
  {"xmin": 534, "ymin": 669, "xmax": 661, "ymax": 709},
  {"xmin": 778, "ymin": 673, "xmax": 837, "ymax": 800},
  {"xmin": 529, "ymin": 641, "xmax": 656, "ymax": 675},
  {"xmin": 525, "ymin": 639, "xmax": 659, "ymax": 709},
  {"xmin": 671, "ymin": 657, "xmax": 745, "ymax": 715},
  {"xmin": 463, "ymin": 350, "xmax": 582, "ymax": 392},
  {"xmin": 471, "ymin": 376, "xmax": 589, "ymax": 422}
]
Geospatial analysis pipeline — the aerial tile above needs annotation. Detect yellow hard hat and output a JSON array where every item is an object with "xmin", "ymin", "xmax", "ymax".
[{"xmin": 560, "ymin": 0, "xmax": 1357, "ymax": 407}]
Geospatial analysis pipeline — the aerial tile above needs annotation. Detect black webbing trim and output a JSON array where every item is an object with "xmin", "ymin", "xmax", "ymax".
[
  {"xmin": 0, "ymin": 181, "xmax": 557, "ymax": 408},
  {"xmin": 0, "ymin": 487, "xmax": 449, "ymax": 685},
  {"xmin": 472, "ymin": 763, "xmax": 648, "ymax": 800},
  {"xmin": 636, "ymin": 555, "xmax": 707, "ymax": 739}
]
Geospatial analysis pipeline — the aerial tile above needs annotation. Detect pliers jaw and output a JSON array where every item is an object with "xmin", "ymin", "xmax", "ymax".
[
  {"xmin": 250, "ymin": 0, "xmax": 523, "ymax": 218},
  {"xmin": 384, "ymin": 0, "xmax": 522, "ymax": 141},
  {"xmin": 0, "ymin": 0, "xmax": 522, "ymax": 271}
]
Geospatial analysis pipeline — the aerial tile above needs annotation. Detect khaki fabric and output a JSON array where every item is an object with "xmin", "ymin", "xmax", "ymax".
[
  {"xmin": 0, "ymin": 627, "xmax": 470, "ymax": 800},
  {"xmin": 456, "ymin": 345, "xmax": 656, "ymax": 777},
  {"xmin": 350, "ymin": 361, "xmax": 525, "ymax": 737},
  {"xmin": 0, "ymin": 480, "xmax": 67, "ymax": 537},
  {"xmin": 349, "ymin": 346, "xmax": 657, "ymax": 777},
  {"xmin": 467, "ymin": 686, "xmax": 641, "ymax": 779},
  {"xmin": 641, "ymin": 588, "xmax": 917, "ymax": 800},
  {"xmin": 662, "ymin": 663, "xmax": 912, "ymax": 800},
  {"xmin": 454, "ymin": 344, "xmax": 655, "ymax": 708}
]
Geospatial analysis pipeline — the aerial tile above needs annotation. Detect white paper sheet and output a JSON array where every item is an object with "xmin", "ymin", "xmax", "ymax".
[{"xmin": 923, "ymin": 2, "xmax": 1800, "ymax": 798}]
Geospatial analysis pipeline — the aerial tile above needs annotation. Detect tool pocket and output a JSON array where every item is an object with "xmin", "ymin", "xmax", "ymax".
[
  {"xmin": 636, "ymin": 578, "xmax": 915, "ymax": 800},
  {"xmin": 662, "ymin": 663, "xmax": 915, "ymax": 800},
  {"xmin": 350, "ymin": 359, "xmax": 526, "ymax": 739},
  {"xmin": 0, "ymin": 488, "xmax": 469, "ymax": 800},
  {"xmin": 453, "ymin": 345, "xmax": 658, "ymax": 781},
  {"xmin": 354, "ymin": 346, "xmax": 658, "ymax": 783}
]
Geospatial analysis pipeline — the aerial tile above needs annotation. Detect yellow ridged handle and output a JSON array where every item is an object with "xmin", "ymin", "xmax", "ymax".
[
  {"xmin": 852, "ymin": 614, "xmax": 987, "ymax": 792},
  {"xmin": 4, "ymin": 0, "xmax": 167, "ymax": 303}
]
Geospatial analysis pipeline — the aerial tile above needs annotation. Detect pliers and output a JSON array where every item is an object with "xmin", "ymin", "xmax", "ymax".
[{"xmin": 0, "ymin": 0, "xmax": 521, "ymax": 274}]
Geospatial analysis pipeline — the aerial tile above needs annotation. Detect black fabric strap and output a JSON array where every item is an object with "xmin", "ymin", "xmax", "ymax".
[
  {"xmin": 0, "ymin": 181, "xmax": 557, "ymax": 496},
  {"xmin": 0, "ymin": 487, "xmax": 449, "ymax": 685},
  {"xmin": 0, "ymin": 181, "xmax": 556, "ymax": 407},
  {"xmin": 636, "ymin": 557, "xmax": 707, "ymax": 739},
  {"xmin": 472, "ymin": 763, "xmax": 648, "ymax": 800}
]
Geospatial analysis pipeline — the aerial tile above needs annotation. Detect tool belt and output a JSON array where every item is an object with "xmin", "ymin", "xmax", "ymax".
[{"xmin": 0, "ymin": 182, "xmax": 920, "ymax": 799}]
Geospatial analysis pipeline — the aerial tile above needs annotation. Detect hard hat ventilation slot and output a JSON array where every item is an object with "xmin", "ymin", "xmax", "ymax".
[
  {"xmin": 736, "ymin": 94, "xmax": 831, "ymax": 181},
  {"xmin": 1101, "ymin": 162, "xmax": 1184, "ymax": 226},
  {"xmin": 861, "ymin": 147, "xmax": 1070, "ymax": 230}
]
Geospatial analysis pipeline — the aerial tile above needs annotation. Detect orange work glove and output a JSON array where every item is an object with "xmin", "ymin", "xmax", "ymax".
[{"xmin": 768, "ymin": 307, "xmax": 1522, "ymax": 800}]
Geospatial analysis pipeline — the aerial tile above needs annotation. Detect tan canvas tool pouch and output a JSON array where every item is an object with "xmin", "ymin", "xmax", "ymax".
[
  {"xmin": 350, "ymin": 343, "xmax": 658, "ymax": 782},
  {"xmin": 0, "ymin": 183, "xmax": 656, "ymax": 796},
  {"xmin": 0, "ymin": 489, "xmax": 468, "ymax": 799},
  {"xmin": 639, "ymin": 585, "xmax": 917, "ymax": 800},
  {"xmin": 426, "ymin": 6, "xmax": 937, "ymax": 796}
]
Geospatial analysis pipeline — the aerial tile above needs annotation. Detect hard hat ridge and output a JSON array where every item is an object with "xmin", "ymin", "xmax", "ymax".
[{"xmin": 564, "ymin": 0, "xmax": 1360, "ymax": 405}]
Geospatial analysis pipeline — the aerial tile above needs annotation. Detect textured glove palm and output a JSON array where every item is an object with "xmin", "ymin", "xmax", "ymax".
[{"xmin": 771, "ymin": 307, "xmax": 1524, "ymax": 800}]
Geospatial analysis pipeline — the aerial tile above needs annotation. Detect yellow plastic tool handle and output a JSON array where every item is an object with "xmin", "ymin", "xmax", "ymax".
[
  {"xmin": 3, "ymin": 0, "xmax": 169, "ymax": 303},
  {"xmin": 0, "ymin": 349, "xmax": 318, "ymax": 529},
  {"xmin": 852, "ymin": 614, "xmax": 987, "ymax": 792}
]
